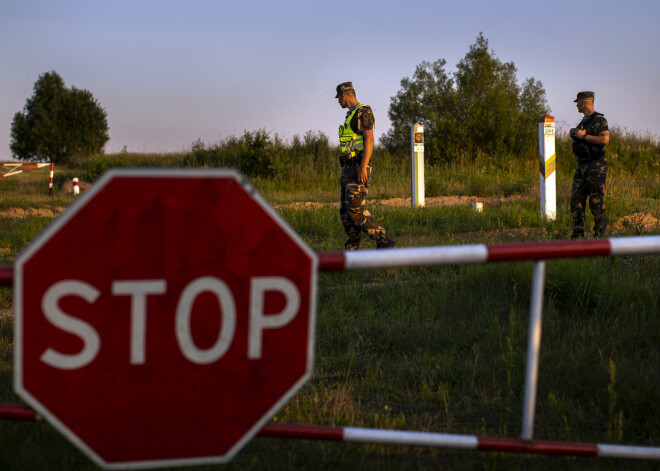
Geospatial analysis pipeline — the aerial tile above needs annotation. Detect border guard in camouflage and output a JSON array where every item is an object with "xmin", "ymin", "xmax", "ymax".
[
  {"xmin": 335, "ymin": 82, "xmax": 395, "ymax": 250},
  {"xmin": 568, "ymin": 91, "xmax": 610, "ymax": 238}
]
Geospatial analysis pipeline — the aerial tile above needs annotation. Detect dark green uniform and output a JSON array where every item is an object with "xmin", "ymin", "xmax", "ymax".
[{"xmin": 570, "ymin": 112, "xmax": 609, "ymax": 238}]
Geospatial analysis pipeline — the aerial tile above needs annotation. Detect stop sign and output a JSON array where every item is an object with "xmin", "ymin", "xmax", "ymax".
[{"xmin": 14, "ymin": 169, "xmax": 318, "ymax": 468}]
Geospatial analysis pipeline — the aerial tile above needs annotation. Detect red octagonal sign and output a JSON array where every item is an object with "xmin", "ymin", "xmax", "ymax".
[{"xmin": 14, "ymin": 169, "xmax": 318, "ymax": 469}]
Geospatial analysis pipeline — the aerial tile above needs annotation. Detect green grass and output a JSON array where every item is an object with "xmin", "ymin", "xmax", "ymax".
[{"xmin": 0, "ymin": 155, "xmax": 659, "ymax": 470}]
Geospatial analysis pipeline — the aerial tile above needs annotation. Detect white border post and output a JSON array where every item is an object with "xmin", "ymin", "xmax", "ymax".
[
  {"xmin": 538, "ymin": 114, "xmax": 556, "ymax": 220},
  {"xmin": 521, "ymin": 260, "xmax": 546, "ymax": 440},
  {"xmin": 411, "ymin": 123, "xmax": 425, "ymax": 208}
]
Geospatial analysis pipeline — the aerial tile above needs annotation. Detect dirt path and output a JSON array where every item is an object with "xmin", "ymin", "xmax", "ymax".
[
  {"xmin": 273, "ymin": 195, "xmax": 522, "ymax": 210},
  {"xmin": 0, "ymin": 207, "xmax": 66, "ymax": 218},
  {"xmin": 1, "ymin": 198, "xmax": 657, "ymax": 233},
  {"xmin": 273, "ymin": 196, "xmax": 659, "ymax": 234},
  {"xmin": 611, "ymin": 212, "xmax": 659, "ymax": 232}
]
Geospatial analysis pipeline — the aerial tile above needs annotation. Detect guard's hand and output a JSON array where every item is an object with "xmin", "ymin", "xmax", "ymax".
[
  {"xmin": 358, "ymin": 166, "xmax": 368, "ymax": 184},
  {"xmin": 575, "ymin": 129, "xmax": 586, "ymax": 139}
]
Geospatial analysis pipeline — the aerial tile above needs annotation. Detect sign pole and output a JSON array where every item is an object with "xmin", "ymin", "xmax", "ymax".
[
  {"xmin": 411, "ymin": 123, "xmax": 425, "ymax": 208},
  {"xmin": 538, "ymin": 114, "xmax": 556, "ymax": 220}
]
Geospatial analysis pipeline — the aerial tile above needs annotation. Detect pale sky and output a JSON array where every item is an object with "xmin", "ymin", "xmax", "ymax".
[{"xmin": 1, "ymin": 0, "xmax": 659, "ymax": 158}]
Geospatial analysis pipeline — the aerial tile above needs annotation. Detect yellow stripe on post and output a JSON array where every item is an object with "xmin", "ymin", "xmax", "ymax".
[
  {"xmin": 539, "ymin": 153, "xmax": 556, "ymax": 178},
  {"xmin": 544, "ymin": 154, "xmax": 556, "ymax": 178}
]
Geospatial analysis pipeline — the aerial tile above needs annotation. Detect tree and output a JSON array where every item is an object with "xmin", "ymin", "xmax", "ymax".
[
  {"xmin": 10, "ymin": 71, "xmax": 109, "ymax": 164},
  {"xmin": 381, "ymin": 58, "xmax": 457, "ymax": 164},
  {"xmin": 382, "ymin": 34, "xmax": 549, "ymax": 163}
]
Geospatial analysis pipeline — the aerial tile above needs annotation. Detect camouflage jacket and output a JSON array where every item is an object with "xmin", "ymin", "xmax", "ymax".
[{"xmin": 572, "ymin": 112, "xmax": 608, "ymax": 163}]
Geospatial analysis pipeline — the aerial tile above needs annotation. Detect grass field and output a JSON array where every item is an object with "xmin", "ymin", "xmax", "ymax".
[{"xmin": 0, "ymin": 151, "xmax": 659, "ymax": 470}]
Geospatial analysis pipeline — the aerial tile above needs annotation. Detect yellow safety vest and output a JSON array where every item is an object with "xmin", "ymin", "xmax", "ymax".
[{"xmin": 338, "ymin": 104, "xmax": 374, "ymax": 158}]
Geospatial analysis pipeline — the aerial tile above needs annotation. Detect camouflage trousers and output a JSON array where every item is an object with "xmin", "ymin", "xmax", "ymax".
[
  {"xmin": 570, "ymin": 158, "xmax": 608, "ymax": 237},
  {"xmin": 339, "ymin": 163, "xmax": 388, "ymax": 250}
]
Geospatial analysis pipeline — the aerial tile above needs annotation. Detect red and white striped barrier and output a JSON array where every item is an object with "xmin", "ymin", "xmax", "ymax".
[
  {"xmin": 0, "ymin": 404, "xmax": 39, "ymax": 421},
  {"xmin": 0, "ymin": 236, "xmax": 658, "ymax": 287},
  {"xmin": 258, "ymin": 423, "xmax": 660, "ymax": 460},
  {"xmin": 0, "ymin": 162, "xmax": 51, "ymax": 179},
  {"xmin": 1, "ymin": 406, "xmax": 658, "ymax": 460},
  {"xmin": 318, "ymin": 236, "xmax": 660, "ymax": 271},
  {"xmin": 1, "ymin": 235, "xmax": 659, "ymax": 461},
  {"xmin": 0, "ymin": 266, "xmax": 11, "ymax": 286}
]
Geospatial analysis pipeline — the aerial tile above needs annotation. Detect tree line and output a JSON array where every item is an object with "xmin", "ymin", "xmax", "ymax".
[{"xmin": 9, "ymin": 35, "xmax": 657, "ymax": 170}]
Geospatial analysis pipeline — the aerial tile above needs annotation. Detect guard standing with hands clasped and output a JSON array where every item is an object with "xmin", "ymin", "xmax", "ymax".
[
  {"xmin": 569, "ymin": 91, "xmax": 610, "ymax": 239},
  {"xmin": 335, "ymin": 82, "xmax": 395, "ymax": 250}
]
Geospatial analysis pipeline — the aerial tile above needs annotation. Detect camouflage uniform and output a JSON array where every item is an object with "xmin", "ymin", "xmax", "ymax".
[
  {"xmin": 335, "ymin": 81, "xmax": 392, "ymax": 250},
  {"xmin": 570, "ymin": 111, "xmax": 609, "ymax": 238},
  {"xmin": 339, "ymin": 105, "xmax": 389, "ymax": 250}
]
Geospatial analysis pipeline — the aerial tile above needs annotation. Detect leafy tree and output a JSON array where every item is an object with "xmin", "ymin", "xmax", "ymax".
[
  {"xmin": 382, "ymin": 58, "xmax": 457, "ymax": 164},
  {"xmin": 382, "ymin": 34, "xmax": 548, "ymax": 163},
  {"xmin": 10, "ymin": 71, "xmax": 109, "ymax": 164}
]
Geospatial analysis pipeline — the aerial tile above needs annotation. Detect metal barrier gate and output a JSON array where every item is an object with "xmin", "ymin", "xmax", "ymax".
[{"xmin": 1, "ymin": 236, "xmax": 660, "ymax": 461}]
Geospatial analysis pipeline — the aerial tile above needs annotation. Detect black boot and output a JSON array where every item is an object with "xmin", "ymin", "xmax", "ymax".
[
  {"xmin": 376, "ymin": 237, "xmax": 396, "ymax": 249},
  {"xmin": 344, "ymin": 236, "xmax": 361, "ymax": 251}
]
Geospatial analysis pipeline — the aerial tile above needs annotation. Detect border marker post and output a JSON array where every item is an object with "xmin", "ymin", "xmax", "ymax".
[
  {"xmin": 411, "ymin": 123, "xmax": 425, "ymax": 207},
  {"xmin": 539, "ymin": 114, "xmax": 556, "ymax": 220}
]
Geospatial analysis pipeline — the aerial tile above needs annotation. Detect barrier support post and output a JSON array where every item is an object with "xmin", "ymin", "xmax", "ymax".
[
  {"xmin": 521, "ymin": 260, "xmax": 546, "ymax": 440},
  {"xmin": 48, "ymin": 162, "xmax": 54, "ymax": 197}
]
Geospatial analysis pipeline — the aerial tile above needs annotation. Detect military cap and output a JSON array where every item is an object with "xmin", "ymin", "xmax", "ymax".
[
  {"xmin": 574, "ymin": 91, "xmax": 595, "ymax": 102},
  {"xmin": 335, "ymin": 82, "xmax": 354, "ymax": 98}
]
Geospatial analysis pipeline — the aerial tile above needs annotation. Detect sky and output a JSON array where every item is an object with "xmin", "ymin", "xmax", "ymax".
[{"xmin": 1, "ymin": 0, "xmax": 659, "ymax": 159}]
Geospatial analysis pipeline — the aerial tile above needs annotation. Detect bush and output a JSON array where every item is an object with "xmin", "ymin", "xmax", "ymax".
[
  {"xmin": 85, "ymin": 155, "xmax": 113, "ymax": 181},
  {"xmin": 87, "ymin": 126, "xmax": 657, "ymax": 195},
  {"xmin": 182, "ymin": 130, "xmax": 275, "ymax": 178},
  {"xmin": 85, "ymin": 151, "xmax": 187, "ymax": 181},
  {"xmin": 181, "ymin": 130, "xmax": 338, "ymax": 182},
  {"xmin": 556, "ymin": 126, "xmax": 660, "ymax": 174}
]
